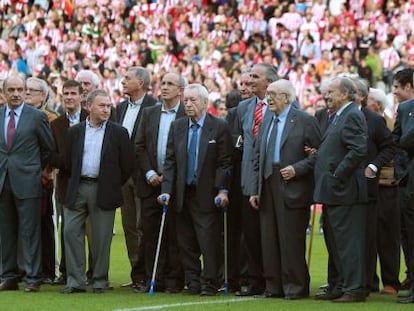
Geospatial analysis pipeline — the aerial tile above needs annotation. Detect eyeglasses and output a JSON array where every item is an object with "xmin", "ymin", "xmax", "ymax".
[
  {"xmin": 265, "ymin": 91, "xmax": 287, "ymax": 99},
  {"xmin": 161, "ymin": 81, "xmax": 180, "ymax": 87},
  {"xmin": 26, "ymin": 88, "xmax": 43, "ymax": 93}
]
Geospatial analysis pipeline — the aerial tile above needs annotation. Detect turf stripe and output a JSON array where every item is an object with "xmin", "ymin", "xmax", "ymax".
[{"xmin": 113, "ymin": 297, "xmax": 255, "ymax": 311}]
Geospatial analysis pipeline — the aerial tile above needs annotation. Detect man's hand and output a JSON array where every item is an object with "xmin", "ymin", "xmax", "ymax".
[
  {"xmin": 214, "ymin": 192, "xmax": 229, "ymax": 208},
  {"xmin": 157, "ymin": 193, "xmax": 170, "ymax": 206},
  {"xmin": 304, "ymin": 145, "xmax": 317, "ymax": 155},
  {"xmin": 249, "ymin": 195, "xmax": 260, "ymax": 210},
  {"xmin": 148, "ymin": 174, "xmax": 163, "ymax": 186},
  {"xmin": 280, "ymin": 165, "xmax": 296, "ymax": 181},
  {"xmin": 365, "ymin": 166, "xmax": 376, "ymax": 178}
]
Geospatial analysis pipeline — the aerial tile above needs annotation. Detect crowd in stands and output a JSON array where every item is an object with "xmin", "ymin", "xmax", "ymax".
[{"xmin": 1, "ymin": 0, "xmax": 414, "ymax": 114}]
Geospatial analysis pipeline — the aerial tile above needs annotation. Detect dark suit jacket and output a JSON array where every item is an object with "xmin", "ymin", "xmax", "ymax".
[
  {"xmin": 314, "ymin": 103, "xmax": 368, "ymax": 205},
  {"xmin": 161, "ymin": 114, "xmax": 233, "ymax": 213},
  {"xmin": 315, "ymin": 108, "xmax": 331, "ymax": 135},
  {"xmin": 135, "ymin": 103, "xmax": 186, "ymax": 198},
  {"xmin": 361, "ymin": 106, "xmax": 395, "ymax": 199},
  {"xmin": 0, "ymin": 104, "xmax": 55, "ymax": 199},
  {"xmin": 50, "ymin": 109, "xmax": 88, "ymax": 202},
  {"xmin": 115, "ymin": 94, "xmax": 157, "ymax": 143},
  {"xmin": 65, "ymin": 120, "xmax": 134, "ymax": 210},
  {"xmin": 394, "ymin": 99, "xmax": 414, "ymax": 159},
  {"xmin": 251, "ymin": 107, "xmax": 321, "ymax": 208}
]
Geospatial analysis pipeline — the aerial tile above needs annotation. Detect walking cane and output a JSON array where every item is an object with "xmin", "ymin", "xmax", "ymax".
[
  {"xmin": 215, "ymin": 197, "xmax": 229, "ymax": 296},
  {"xmin": 149, "ymin": 195, "xmax": 168, "ymax": 296},
  {"xmin": 307, "ymin": 204, "xmax": 317, "ymax": 269}
]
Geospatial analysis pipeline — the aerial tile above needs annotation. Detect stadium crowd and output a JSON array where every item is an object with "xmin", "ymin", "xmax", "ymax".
[{"xmin": 1, "ymin": 0, "xmax": 414, "ymax": 306}]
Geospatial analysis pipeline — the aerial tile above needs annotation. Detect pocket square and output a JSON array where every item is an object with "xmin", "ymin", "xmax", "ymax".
[{"xmin": 208, "ymin": 139, "xmax": 216, "ymax": 144}]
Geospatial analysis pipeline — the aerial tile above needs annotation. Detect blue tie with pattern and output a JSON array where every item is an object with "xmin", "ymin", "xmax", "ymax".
[{"xmin": 187, "ymin": 123, "xmax": 200, "ymax": 185}]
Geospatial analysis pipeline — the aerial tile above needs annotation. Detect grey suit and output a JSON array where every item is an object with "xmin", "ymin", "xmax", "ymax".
[
  {"xmin": 0, "ymin": 104, "xmax": 54, "ymax": 285},
  {"xmin": 232, "ymin": 96, "xmax": 266, "ymax": 292},
  {"xmin": 251, "ymin": 107, "xmax": 321, "ymax": 297},
  {"xmin": 314, "ymin": 102, "xmax": 368, "ymax": 297}
]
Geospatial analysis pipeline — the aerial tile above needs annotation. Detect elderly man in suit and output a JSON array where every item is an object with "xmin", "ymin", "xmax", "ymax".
[
  {"xmin": 0, "ymin": 75, "xmax": 55, "ymax": 292},
  {"xmin": 249, "ymin": 79, "xmax": 321, "ymax": 299},
  {"xmin": 135, "ymin": 72, "xmax": 186, "ymax": 293},
  {"xmin": 62, "ymin": 89, "xmax": 133, "ymax": 294},
  {"xmin": 25, "ymin": 77, "xmax": 58, "ymax": 284},
  {"xmin": 314, "ymin": 77, "xmax": 368, "ymax": 302},
  {"xmin": 232, "ymin": 63, "xmax": 278, "ymax": 296},
  {"xmin": 158, "ymin": 84, "xmax": 232, "ymax": 296},
  {"xmin": 117, "ymin": 66, "xmax": 156, "ymax": 289},
  {"xmin": 50, "ymin": 79, "xmax": 88, "ymax": 284}
]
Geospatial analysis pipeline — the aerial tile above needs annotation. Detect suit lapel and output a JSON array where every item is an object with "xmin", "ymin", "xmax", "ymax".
[
  {"xmin": 0, "ymin": 107, "xmax": 5, "ymax": 148},
  {"xmin": 260, "ymin": 111, "xmax": 273, "ymax": 166},
  {"xmin": 280, "ymin": 108, "xmax": 296, "ymax": 149},
  {"xmin": 176, "ymin": 118, "xmax": 189, "ymax": 166},
  {"xmin": 12, "ymin": 104, "xmax": 29, "ymax": 146},
  {"xmin": 101, "ymin": 121, "xmax": 112, "ymax": 159},
  {"xmin": 197, "ymin": 114, "xmax": 213, "ymax": 174},
  {"xmin": 152, "ymin": 106, "xmax": 162, "ymax": 148}
]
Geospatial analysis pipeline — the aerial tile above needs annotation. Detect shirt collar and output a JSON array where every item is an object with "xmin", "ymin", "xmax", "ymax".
[
  {"xmin": 86, "ymin": 117, "xmax": 107, "ymax": 129},
  {"xmin": 129, "ymin": 95, "xmax": 145, "ymax": 107},
  {"xmin": 277, "ymin": 104, "xmax": 291, "ymax": 120},
  {"xmin": 66, "ymin": 109, "xmax": 80, "ymax": 121},
  {"xmin": 161, "ymin": 101, "xmax": 180, "ymax": 113},
  {"xmin": 336, "ymin": 101, "xmax": 353, "ymax": 116},
  {"xmin": 189, "ymin": 113, "xmax": 207, "ymax": 128},
  {"xmin": 6, "ymin": 103, "xmax": 24, "ymax": 117}
]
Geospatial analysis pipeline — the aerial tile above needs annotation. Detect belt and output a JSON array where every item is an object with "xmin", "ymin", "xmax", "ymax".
[{"xmin": 80, "ymin": 176, "xmax": 98, "ymax": 182}]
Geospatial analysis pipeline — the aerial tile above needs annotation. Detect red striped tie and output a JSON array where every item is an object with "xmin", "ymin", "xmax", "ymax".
[{"xmin": 253, "ymin": 101, "xmax": 264, "ymax": 138}]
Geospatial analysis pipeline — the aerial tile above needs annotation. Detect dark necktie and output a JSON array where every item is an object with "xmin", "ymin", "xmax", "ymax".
[
  {"xmin": 186, "ymin": 123, "xmax": 200, "ymax": 185},
  {"xmin": 264, "ymin": 116, "xmax": 279, "ymax": 179},
  {"xmin": 253, "ymin": 101, "xmax": 264, "ymax": 138},
  {"xmin": 327, "ymin": 111, "xmax": 336, "ymax": 125},
  {"xmin": 7, "ymin": 110, "xmax": 16, "ymax": 150}
]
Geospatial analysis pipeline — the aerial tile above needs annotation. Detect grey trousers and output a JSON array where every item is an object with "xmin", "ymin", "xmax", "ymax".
[{"xmin": 64, "ymin": 181, "xmax": 115, "ymax": 289}]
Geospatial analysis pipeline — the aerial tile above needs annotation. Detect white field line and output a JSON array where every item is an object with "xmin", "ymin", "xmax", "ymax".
[{"xmin": 113, "ymin": 297, "xmax": 255, "ymax": 311}]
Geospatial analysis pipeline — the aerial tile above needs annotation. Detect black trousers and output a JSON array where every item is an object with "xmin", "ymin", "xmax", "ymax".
[
  {"xmin": 142, "ymin": 191, "xmax": 183, "ymax": 289},
  {"xmin": 176, "ymin": 188, "xmax": 221, "ymax": 292}
]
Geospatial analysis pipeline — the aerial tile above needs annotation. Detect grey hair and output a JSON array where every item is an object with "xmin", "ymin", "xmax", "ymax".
[
  {"xmin": 274, "ymin": 79, "xmax": 296, "ymax": 102},
  {"xmin": 128, "ymin": 67, "xmax": 150, "ymax": 90},
  {"xmin": 256, "ymin": 63, "xmax": 278, "ymax": 82},
  {"xmin": 335, "ymin": 77, "xmax": 356, "ymax": 101},
  {"xmin": 352, "ymin": 77, "xmax": 369, "ymax": 98},
  {"xmin": 86, "ymin": 89, "xmax": 110, "ymax": 106},
  {"xmin": 185, "ymin": 83, "xmax": 209, "ymax": 103},
  {"xmin": 27, "ymin": 77, "xmax": 49, "ymax": 95},
  {"xmin": 3, "ymin": 75, "xmax": 26, "ymax": 89},
  {"xmin": 369, "ymin": 88, "xmax": 389, "ymax": 111},
  {"xmin": 76, "ymin": 70, "xmax": 100, "ymax": 86}
]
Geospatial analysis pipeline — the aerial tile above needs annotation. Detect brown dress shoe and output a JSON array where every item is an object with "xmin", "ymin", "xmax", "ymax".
[
  {"xmin": 381, "ymin": 285, "xmax": 398, "ymax": 295},
  {"xmin": 332, "ymin": 294, "xmax": 366, "ymax": 303},
  {"xmin": 24, "ymin": 283, "xmax": 40, "ymax": 292},
  {"xmin": 0, "ymin": 280, "xmax": 18, "ymax": 291}
]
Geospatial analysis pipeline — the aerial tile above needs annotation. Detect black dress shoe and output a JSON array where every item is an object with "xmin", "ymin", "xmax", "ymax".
[
  {"xmin": 332, "ymin": 294, "xmax": 366, "ymax": 303},
  {"xmin": 200, "ymin": 289, "xmax": 217, "ymax": 296},
  {"xmin": 165, "ymin": 287, "xmax": 181, "ymax": 294},
  {"xmin": 235, "ymin": 288, "xmax": 263, "ymax": 297},
  {"xmin": 401, "ymin": 279, "xmax": 412, "ymax": 291},
  {"xmin": 314, "ymin": 291, "xmax": 342, "ymax": 300},
  {"xmin": 254, "ymin": 291, "xmax": 282, "ymax": 298},
  {"xmin": 24, "ymin": 283, "xmax": 40, "ymax": 293},
  {"xmin": 284, "ymin": 294, "xmax": 308, "ymax": 300},
  {"xmin": 182, "ymin": 287, "xmax": 200, "ymax": 295},
  {"xmin": 0, "ymin": 280, "xmax": 18, "ymax": 291},
  {"xmin": 398, "ymin": 294, "xmax": 414, "ymax": 303},
  {"xmin": 60, "ymin": 287, "xmax": 86, "ymax": 294},
  {"xmin": 93, "ymin": 288, "xmax": 105, "ymax": 294}
]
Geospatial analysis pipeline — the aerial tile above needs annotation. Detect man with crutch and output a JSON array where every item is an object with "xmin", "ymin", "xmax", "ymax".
[
  {"xmin": 135, "ymin": 72, "xmax": 186, "ymax": 293},
  {"xmin": 158, "ymin": 84, "xmax": 233, "ymax": 296}
]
